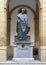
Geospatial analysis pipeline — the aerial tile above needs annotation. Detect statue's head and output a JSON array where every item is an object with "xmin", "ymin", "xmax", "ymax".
[
  {"xmin": 21, "ymin": 8, "xmax": 25, "ymax": 14},
  {"xmin": 18, "ymin": 8, "xmax": 27, "ymax": 14}
]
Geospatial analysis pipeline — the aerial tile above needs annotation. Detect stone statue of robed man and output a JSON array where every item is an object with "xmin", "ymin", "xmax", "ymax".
[{"xmin": 16, "ymin": 8, "xmax": 30, "ymax": 41}]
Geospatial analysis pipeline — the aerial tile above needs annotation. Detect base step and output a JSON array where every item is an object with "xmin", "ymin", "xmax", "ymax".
[{"xmin": 0, "ymin": 60, "xmax": 46, "ymax": 65}]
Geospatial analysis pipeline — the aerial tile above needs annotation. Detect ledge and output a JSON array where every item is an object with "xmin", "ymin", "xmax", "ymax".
[
  {"xmin": 39, "ymin": 46, "xmax": 46, "ymax": 50},
  {"xmin": 0, "ymin": 46, "xmax": 7, "ymax": 50},
  {"xmin": 0, "ymin": 60, "xmax": 46, "ymax": 65}
]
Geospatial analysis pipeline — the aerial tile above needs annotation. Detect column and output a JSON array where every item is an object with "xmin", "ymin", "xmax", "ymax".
[
  {"xmin": 34, "ymin": 17, "xmax": 39, "ymax": 48},
  {"xmin": 7, "ymin": 3, "xmax": 13, "ymax": 59},
  {"xmin": 0, "ymin": 0, "xmax": 8, "ymax": 61},
  {"xmin": 39, "ymin": 0, "xmax": 46, "ymax": 61},
  {"xmin": 34, "ymin": 1, "xmax": 39, "ymax": 48},
  {"xmin": 7, "ymin": 16, "xmax": 13, "ymax": 58}
]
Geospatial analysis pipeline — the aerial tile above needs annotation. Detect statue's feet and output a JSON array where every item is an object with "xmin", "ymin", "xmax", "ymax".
[
  {"xmin": 22, "ymin": 36, "xmax": 27, "ymax": 40},
  {"xmin": 18, "ymin": 35, "xmax": 28, "ymax": 41},
  {"xmin": 18, "ymin": 37, "xmax": 22, "ymax": 41}
]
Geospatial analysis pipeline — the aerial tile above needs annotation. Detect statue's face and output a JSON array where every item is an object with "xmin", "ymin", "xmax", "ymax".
[{"xmin": 21, "ymin": 9, "xmax": 25, "ymax": 14}]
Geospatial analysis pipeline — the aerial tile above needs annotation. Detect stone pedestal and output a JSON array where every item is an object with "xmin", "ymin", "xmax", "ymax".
[
  {"xmin": 0, "ymin": 46, "xmax": 8, "ymax": 62},
  {"xmin": 39, "ymin": 46, "xmax": 46, "ymax": 62},
  {"xmin": 12, "ymin": 40, "xmax": 34, "ymax": 61}
]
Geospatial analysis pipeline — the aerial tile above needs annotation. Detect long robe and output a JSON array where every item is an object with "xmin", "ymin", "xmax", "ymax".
[{"xmin": 17, "ymin": 13, "xmax": 28, "ymax": 40}]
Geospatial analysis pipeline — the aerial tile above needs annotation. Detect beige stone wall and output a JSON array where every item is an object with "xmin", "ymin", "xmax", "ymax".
[
  {"xmin": 0, "ymin": 0, "xmax": 7, "ymax": 46},
  {"xmin": 0, "ymin": 0, "xmax": 8, "ymax": 61},
  {"xmin": 39, "ymin": 0, "xmax": 46, "ymax": 62},
  {"xmin": 0, "ymin": 0, "xmax": 46, "ymax": 62},
  {"xmin": 39, "ymin": 0, "xmax": 46, "ymax": 46}
]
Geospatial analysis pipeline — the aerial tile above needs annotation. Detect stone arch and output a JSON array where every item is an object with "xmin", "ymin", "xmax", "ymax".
[
  {"xmin": 7, "ymin": 0, "xmax": 40, "ymax": 48},
  {"xmin": 7, "ymin": 3, "xmax": 36, "ymax": 46},
  {"xmin": 9, "ymin": 5, "xmax": 35, "ymax": 16}
]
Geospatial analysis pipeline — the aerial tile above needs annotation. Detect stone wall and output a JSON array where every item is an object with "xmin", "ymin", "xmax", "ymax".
[
  {"xmin": 0, "ymin": 0, "xmax": 46, "ymax": 62},
  {"xmin": 39, "ymin": 0, "xmax": 46, "ymax": 62}
]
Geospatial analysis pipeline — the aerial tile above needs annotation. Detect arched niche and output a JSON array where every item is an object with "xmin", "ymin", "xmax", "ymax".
[{"xmin": 10, "ymin": 6, "xmax": 35, "ymax": 46}]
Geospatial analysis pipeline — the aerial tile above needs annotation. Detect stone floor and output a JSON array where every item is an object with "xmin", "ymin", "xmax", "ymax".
[
  {"xmin": 8, "ymin": 55, "xmax": 39, "ymax": 60},
  {"xmin": 0, "ymin": 60, "xmax": 46, "ymax": 65},
  {"xmin": 0, "ymin": 55, "xmax": 46, "ymax": 65}
]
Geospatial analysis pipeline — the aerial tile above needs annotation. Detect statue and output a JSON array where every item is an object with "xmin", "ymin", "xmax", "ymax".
[{"xmin": 16, "ymin": 8, "xmax": 30, "ymax": 41}]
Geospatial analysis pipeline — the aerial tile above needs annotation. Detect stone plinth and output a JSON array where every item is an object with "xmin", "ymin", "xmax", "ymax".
[{"xmin": 12, "ymin": 40, "xmax": 34, "ymax": 61}]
